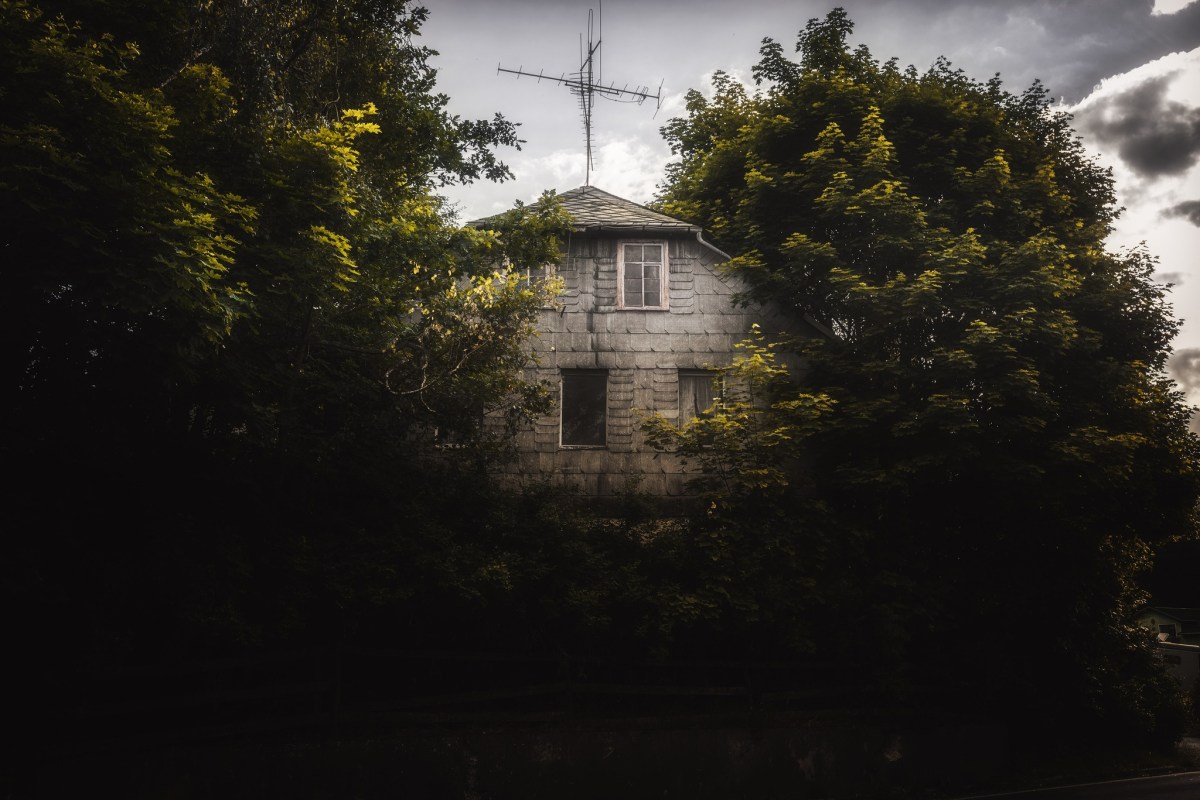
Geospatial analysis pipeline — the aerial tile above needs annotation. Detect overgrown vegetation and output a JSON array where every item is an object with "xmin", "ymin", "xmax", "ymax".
[
  {"xmin": 650, "ymin": 8, "xmax": 1200, "ymax": 747},
  {"xmin": 4, "ymin": 0, "xmax": 1197, "ymax": 774},
  {"xmin": 1, "ymin": 0, "xmax": 574, "ymax": 665}
]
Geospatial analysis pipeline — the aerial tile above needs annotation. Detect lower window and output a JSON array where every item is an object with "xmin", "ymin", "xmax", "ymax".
[
  {"xmin": 561, "ymin": 370, "xmax": 607, "ymax": 447},
  {"xmin": 678, "ymin": 369, "xmax": 721, "ymax": 425},
  {"xmin": 518, "ymin": 262, "xmax": 554, "ymax": 289}
]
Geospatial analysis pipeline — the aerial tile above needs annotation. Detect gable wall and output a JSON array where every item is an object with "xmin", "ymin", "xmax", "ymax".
[{"xmin": 495, "ymin": 232, "xmax": 759, "ymax": 498}]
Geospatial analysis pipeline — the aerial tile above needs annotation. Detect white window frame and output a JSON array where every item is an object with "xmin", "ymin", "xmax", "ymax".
[
  {"xmin": 518, "ymin": 261, "xmax": 555, "ymax": 290},
  {"xmin": 617, "ymin": 240, "xmax": 668, "ymax": 310},
  {"xmin": 503, "ymin": 258, "xmax": 558, "ymax": 309}
]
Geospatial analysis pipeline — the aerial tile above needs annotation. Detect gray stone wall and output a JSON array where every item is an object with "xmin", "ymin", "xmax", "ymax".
[{"xmin": 496, "ymin": 232, "xmax": 762, "ymax": 498}]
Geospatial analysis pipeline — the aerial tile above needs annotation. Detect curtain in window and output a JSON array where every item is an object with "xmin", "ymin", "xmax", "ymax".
[{"xmin": 678, "ymin": 370, "xmax": 718, "ymax": 424}]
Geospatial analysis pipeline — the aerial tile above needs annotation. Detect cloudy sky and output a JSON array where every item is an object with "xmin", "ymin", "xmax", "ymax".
[{"xmin": 421, "ymin": 0, "xmax": 1200, "ymax": 395}]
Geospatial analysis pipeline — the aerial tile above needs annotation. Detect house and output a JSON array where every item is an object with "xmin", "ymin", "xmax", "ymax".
[
  {"xmin": 1137, "ymin": 606, "xmax": 1200, "ymax": 646},
  {"xmin": 471, "ymin": 185, "xmax": 826, "ymax": 501},
  {"xmin": 1155, "ymin": 641, "xmax": 1200, "ymax": 690}
]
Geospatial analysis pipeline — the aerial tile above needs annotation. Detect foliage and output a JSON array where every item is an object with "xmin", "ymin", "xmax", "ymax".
[
  {"xmin": 1193, "ymin": 673, "xmax": 1200, "ymax": 722},
  {"xmin": 1, "ymin": 0, "xmax": 569, "ymax": 464},
  {"xmin": 645, "ymin": 325, "xmax": 831, "ymax": 499},
  {"xmin": 652, "ymin": 8, "xmax": 1200, "ymax": 743},
  {"xmin": 1, "ymin": 0, "xmax": 570, "ymax": 670}
]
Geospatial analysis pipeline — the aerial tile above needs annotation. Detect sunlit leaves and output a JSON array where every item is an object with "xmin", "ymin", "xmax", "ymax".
[
  {"xmin": 654, "ymin": 7, "xmax": 1200, "ymax": 737},
  {"xmin": 2, "ymin": 0, "xmax": 570, "ymax": 467}
]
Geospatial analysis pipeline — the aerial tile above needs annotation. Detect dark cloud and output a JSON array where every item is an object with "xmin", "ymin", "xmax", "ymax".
[
  {"xmin": 679, "ymin": 0, "xmax": 1200, "ymax": 103},
  {"xmin": 1155, "ymin": 270, "xmax": 1186, "ymax": 285},
  {"xmin": 1168, "ymin": 348, "xmax": 1200, "ymax": 432},
  {"xmin": 1071, "ymin": 72, "xmax": 1200, "ymax": 177},
  {"xmin": 857, "ymin": 0, "xmax": 1200, "ymax": 103},
  {"xmin": 1164, "ymin": 199, "xmax": 1200, "ymax": 226},
  {"xmin": 1032, "ymin": 0, "xmax": 1200, "ymax": 101},
  {"xmin": 1169, "ymin": 348, "xmax": 1200, "ymax": 390}
]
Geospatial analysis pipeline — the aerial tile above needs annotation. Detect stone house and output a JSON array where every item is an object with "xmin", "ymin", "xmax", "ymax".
[
  {"xmin": 1138, "ymin": 606, "xmax": 1200, "ymax": 645},
  {"xmin": 472, "ymin": 185, "xmax": 827, "ymax": 500}
]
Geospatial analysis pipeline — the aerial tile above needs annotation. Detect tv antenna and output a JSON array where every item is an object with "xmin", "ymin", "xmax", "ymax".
[{"xmin": 498, "ymin": 4, "xmax": 663, "ymax": 186}]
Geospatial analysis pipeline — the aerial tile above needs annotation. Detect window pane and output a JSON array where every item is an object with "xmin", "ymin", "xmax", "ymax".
[
  {"xmin": 562, "ymin": 371, "xmax": 607, "ymax": 446},
  {"xmin": 620, "ymin": 241, "xmax": 667, "ymax": 309},
  {"xmin": 643, "ymin": 278, "xmax": 660, "ymax": 306},
  {"xmin": 624, "ymin": 278, "xmax": 644, "ymax": 307}
]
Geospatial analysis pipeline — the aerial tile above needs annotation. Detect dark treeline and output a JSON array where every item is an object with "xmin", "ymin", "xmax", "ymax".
[
  {"xmin": 0, "ymin": 0, "xmax": 762, "ymax": 721},
  {"xmin": 650, "ymin": 8, "xmax": 1200, "ymax": 749},
  {"xmin": 0, "ymin": 0, "xmax": 590, "ymax": 685},
  {"xmin": 3, "ymin": 1, "xmax": 1198, "ymax": 780}
]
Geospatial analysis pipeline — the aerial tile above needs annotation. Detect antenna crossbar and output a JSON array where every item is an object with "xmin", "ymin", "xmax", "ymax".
[
  {"xmin": 497, "ymin": 5, "xmax": 662, "ymax": 186},
  {"xmin": 497, "ymin": 66, "xmax": 661, "ymax": 105}
]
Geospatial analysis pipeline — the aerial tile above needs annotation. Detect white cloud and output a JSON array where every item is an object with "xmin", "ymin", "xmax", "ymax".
[
  {"xmin": 1070, "ymin": 49, "xmax": 1200, "ymax": 118},
  {"xmin": 1064, "ymin": 48, "xmax": 1200, "ymax": 350},
  {"xmin": 1167, "ymin": 349, "xmax": 1200, "ymax": 421},
  {"xmin": 1153, "ymin": 0, "xmax": 1198, "ymax": 15},
  {"xmin": 454, "ymin": 150, "xmax": 588, "ymax": 219},
  {"xmin": 435, "ymin": 138, "xmax": 671, "ymax": 223},
  {"xmin": 588, "ymin": 139, "xmax": 672, "ymax": 204}
]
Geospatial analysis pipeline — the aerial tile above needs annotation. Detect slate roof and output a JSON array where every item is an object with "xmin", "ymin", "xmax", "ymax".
[
  {"xmin": 470, "ymin": 185, "xmax": 699, "ymax": 234},
  {"xmin": 1149, "ymin": 607, "xmax": 1200, "ymax": 623}
]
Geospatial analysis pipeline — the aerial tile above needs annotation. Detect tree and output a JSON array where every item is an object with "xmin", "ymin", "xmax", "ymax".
[
  {"xmin": 1, "ymin": 0, "xmax": 570, "ymax": 663},
  {"xmin": 653, "ymin": 8, "xmax": 1200, "ymax": 745},
  {"xmin": 1, "ymin": 0, "xmax": 565, "ymax": 464}
]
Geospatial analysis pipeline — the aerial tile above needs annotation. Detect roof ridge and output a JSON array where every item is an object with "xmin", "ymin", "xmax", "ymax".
[
  {"xmin": 559, "ymin": 185, "xmax": 682, "ymax": 223},
  {"xmin": 469, "ymin": 185, "xmax": 698, "ymax": 232}
]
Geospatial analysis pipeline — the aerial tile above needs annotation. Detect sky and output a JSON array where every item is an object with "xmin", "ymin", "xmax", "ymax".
[{"xmin": 421, "ymin": 0, "xmax": 1200, "ymax": 398}]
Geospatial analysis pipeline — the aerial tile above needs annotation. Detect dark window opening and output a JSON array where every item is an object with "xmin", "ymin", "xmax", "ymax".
[{"xmin": 561, "ymin": 370, "xmax": 607, "ymax": 447}]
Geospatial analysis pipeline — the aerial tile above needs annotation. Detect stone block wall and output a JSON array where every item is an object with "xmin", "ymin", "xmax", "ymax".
[{"xmin": 494, "ymin": 232, "xmax": 763, "ymax": 498}]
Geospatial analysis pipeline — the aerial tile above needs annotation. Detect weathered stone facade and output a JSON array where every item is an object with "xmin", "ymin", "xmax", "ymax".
[{"xmin": 475, "ymin": 186, "xmax": 817, "ymax": 499}]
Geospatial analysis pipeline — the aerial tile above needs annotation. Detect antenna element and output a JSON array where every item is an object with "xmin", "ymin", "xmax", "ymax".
[{"xmin": 498, "ymin": 5, "xmax": 662, "ymax": 186}]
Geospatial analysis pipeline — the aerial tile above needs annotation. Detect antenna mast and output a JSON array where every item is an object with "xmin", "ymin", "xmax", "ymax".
[{"xmin": 498, "ymin": 4, "xmax": 663, "ymax": 186}]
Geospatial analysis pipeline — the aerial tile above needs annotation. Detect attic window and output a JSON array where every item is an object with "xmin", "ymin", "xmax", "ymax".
[{"xmin": 618, "ymin": 241, "xmax": 667, "ymax": 309}]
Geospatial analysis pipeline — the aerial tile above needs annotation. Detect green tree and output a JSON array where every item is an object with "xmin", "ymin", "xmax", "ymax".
[
  {"xmin": 1, "ymin": 0, "xmax": 570, "ymax": 663},
  {"xmin": 1, "ymin": 0, "xmax": 564, "ymax": 464},
  {"xmin": 653, "ymin": 8, "xmax": 1200, "ymax": 745}
]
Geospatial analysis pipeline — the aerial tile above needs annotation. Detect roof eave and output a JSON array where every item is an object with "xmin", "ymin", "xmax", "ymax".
[{"xmin": 573, "ymin": 223, "xmax": 699, "ymax": 234}]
